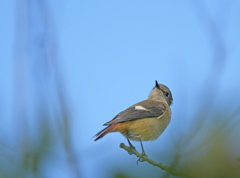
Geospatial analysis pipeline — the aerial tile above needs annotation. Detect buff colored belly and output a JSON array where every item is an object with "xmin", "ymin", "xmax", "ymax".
[{"xmin": 113, "ymin": 115, "xmax": 171, "ymax": 141}]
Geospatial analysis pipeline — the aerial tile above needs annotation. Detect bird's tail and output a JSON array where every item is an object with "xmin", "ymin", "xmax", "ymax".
[{"xmin": 94, "ymin": 123, "xmax": 121, "ymax": 141}]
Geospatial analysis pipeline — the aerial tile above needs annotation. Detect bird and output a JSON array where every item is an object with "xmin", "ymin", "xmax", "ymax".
[{"xmin": 94, "ymin": 80, "xmax": 173, "ymax": 161}]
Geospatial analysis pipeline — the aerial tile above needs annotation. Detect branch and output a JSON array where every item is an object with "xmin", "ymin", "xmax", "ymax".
[{"xmin": 120, "ymin": 143, "xmax": 190, "ymax": 178}]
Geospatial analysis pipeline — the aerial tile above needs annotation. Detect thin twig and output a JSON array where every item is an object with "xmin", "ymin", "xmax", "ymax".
[{"xmin": 119, "ymin": 143, "xmax": 189, "ymax": 178}]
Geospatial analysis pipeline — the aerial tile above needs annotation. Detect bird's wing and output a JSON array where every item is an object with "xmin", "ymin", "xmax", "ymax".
[{"xmin": 103, "ymin": 100, "xmax": 166, "ymax": 125}]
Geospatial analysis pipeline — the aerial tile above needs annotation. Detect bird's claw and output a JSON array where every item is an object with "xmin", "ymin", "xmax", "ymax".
[
  {"xmin": 128, "ymin": 145, "xmax": 136, "ymax": 155},
  {"xmin": 137, "ymin": 153, "xmax": 147, "ymax": 165},
  {"xmin": 128, "ymin": 151, "xmax": 133, "ymax": 155},
  {"xmin": 130, "ymin": 145, "xmax": 136, "ymax": 150}
]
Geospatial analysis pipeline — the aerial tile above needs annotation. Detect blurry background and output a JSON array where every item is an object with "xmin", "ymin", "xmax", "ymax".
[{"xmin": 1, "ymin": 0, "xmax": 240, "ymax": 177}]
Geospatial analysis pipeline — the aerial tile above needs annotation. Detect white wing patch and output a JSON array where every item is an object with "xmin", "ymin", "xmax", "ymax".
[
  {"xmin": 157, "ymin": 115, "xmax": 163, "ymax": 120},
  {"xmin": 135, "ymin": 106, "xmax": 149, "ymax": 111}
]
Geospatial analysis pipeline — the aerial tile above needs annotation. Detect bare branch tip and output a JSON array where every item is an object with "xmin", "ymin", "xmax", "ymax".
[{"xmin": 120, "ymin": 143, "xmax": 125, "ymax": 148}]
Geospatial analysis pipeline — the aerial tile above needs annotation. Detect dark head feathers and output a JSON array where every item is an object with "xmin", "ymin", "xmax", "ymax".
[{"xmin": 153, "ymin": 80, "xmax": 173, "ymax": 106}]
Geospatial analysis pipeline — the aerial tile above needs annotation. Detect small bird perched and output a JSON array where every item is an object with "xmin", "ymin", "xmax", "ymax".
[{"xmin": 94, "ymin": 81, "xmax": 173, "ymax": 160}]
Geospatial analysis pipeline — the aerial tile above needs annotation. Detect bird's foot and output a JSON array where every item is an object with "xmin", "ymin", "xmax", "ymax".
[
  {"xmin": 137, "ymin": 152, "xmax": 147, "ymax": 165},
  {"xmin": 127, "ymin": 145, "xmax": 136, "ymax": 155}
]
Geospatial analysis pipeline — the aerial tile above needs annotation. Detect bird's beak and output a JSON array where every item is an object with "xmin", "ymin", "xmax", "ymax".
[{"xmin": 155, "ymin": 80, "xmax": 160, "ymax": 89}]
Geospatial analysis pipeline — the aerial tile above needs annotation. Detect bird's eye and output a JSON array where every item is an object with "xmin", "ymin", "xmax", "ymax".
[{"xmin": 166, "ymin": 92, "xmax": 169, "ymax": 97}]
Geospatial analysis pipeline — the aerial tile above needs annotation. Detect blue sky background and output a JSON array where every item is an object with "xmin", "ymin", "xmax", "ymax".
[{"xmin": 1, "ymin": 0, "xmax": 240, "ymax": 178}]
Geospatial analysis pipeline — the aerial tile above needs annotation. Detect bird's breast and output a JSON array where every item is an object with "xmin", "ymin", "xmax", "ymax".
[{"xmin": 119, "ymin": 112, "xmax": 171, "ymax": 141}]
